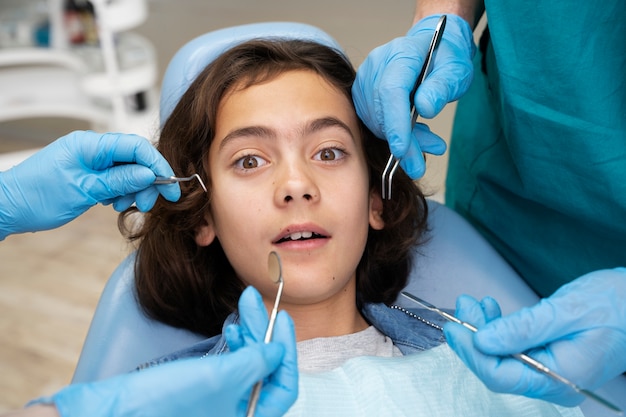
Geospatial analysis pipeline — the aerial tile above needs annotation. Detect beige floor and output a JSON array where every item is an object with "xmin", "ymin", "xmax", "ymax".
[
  {"xmin": 0, "ymin": 206, "xmax": 129, "ymax": 411},
  {"xmin": 0, "ymin": 0, "xmax": 468, "ymax": 410}
]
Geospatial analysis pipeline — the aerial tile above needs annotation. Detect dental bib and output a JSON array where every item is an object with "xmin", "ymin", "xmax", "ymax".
[{"xmin": 285, "ymin": 344, "xmax": 583, "ymax": 417}]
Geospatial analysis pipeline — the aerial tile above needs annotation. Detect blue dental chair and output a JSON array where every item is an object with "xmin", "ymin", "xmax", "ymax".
[{"xmin": 71, "ymin": 22, "xmax": 626, "ymax": 416}]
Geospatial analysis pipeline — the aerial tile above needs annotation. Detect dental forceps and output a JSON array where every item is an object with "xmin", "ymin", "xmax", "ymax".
[
  {"xmin": 153, "ymin": 174, "xmax": 207, "ymax": 192},
  {"xmin": 400, "ymin": 291, "xmax": 623, "ymax": 415},
  {"xmin": 246, "ymin": 251, "xmax": 285, "ymax": 417},
  {"xmin": 381, "ymin": 14, "xmax": 447, "ymax": 200}
]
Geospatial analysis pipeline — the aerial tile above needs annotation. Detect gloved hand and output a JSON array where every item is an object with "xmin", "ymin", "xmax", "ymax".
[
  {"xmin": 49, "ymin": 343, "xmax": 292, "ymax": 417},
  {"xmin": 0, "ymin": 131, "xmax": 180, "ymax": 240},
  {"xmin": 225, "ymin": 286, "xmax": 299, "ymax": 415},
  {"xmin": 444, "ymin": 268, "xmax": 626, "ymax": 406},
  {"xmin": 352, "ymin": 14, "xmax": 475, "ymax": 178}
]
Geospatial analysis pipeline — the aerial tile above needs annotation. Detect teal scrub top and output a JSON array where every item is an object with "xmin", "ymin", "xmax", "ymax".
[{"xmin": 445, "ymin": 1, "xmax": 626, "ymax": 297}]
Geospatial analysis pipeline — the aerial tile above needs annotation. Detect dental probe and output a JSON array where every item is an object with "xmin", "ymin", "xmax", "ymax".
[
  {"xmin": 153, "ymin": 173, "xmax": 207, "ymax": 192},
  {"xmin": 381, "ymin": 14, "xmax": 446, "ymax": 200},
  {"xmin": 400, "ymin": 291, "xmax": 623, "ymax": 415},
  {"xmin": 246, "ymin": 251, "xmax": 285, "ymax": 417}
]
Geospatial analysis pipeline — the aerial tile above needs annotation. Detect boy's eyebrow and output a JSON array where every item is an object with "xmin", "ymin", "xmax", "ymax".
[
  {"xmin": 219, "ymin": 126, "xmax": 275, "ymax": 150},
  {"xmin": 305, "ymin": 117, "xmax": 355, "ymax": 141},
  {"xmin": 218, "ymin": 117, "xmax": 355, "ymax": 150}
]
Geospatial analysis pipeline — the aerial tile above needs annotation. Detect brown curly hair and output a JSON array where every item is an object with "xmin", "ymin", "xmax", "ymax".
[{"xmin": 119, "ymin": 39, "xmax": 429, "ymax": 337}]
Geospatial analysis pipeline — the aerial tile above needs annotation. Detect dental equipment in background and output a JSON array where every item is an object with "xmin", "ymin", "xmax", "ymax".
[
  {"xmin": 246, "ymin": 251, "xmax": 285, "ymax": 417},
  {"xmin": 154, "ymin": 173, "xmax": 207, "ymax": 192},
  {"xmin": 400, "ymin": 291, "xmax": 623, "ymax": 415},
  {"xmin": 381, "ymin": 14, "xmax": 447, "ymax": 200}
]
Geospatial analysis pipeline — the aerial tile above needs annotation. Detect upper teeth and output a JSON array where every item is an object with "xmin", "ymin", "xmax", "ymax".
[{"xmin": 286, "ymin": 231, "xmax": 313, "ymax": 240}]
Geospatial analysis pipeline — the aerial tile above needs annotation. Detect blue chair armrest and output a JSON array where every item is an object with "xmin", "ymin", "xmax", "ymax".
[{"xmin": 72, "ymin": 252, "xmax": 204, "ymax": 383}]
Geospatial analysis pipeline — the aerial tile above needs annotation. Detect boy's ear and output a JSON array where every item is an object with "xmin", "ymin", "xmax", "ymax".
[
  {"xmin": 369, "ymin": 190, "xmax": 385, "ymax": 230},
  {"xmin": 195, "ymin": 213, "xmax": 216, "ymax": 246}
]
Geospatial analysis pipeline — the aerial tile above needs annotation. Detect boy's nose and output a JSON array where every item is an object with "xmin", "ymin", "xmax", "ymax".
[{"xmin": 274, "ymin": 162, "xmax": 320, "ymax": 205}]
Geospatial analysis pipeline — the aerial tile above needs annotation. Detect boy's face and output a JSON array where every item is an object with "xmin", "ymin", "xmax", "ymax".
[{"xmin": 196, "ymin": 70, "xmax": 384, "ymax": 308}]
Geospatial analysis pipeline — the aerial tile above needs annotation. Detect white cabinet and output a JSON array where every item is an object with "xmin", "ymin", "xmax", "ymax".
[{"xmin": 0, "ymin": 0, "xmax": 159, "ymax": 138}]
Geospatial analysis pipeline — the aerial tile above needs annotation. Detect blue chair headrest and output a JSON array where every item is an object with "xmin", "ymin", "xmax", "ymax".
[{"xmin": 159, "ymin": 22, "xmax": 345, "ymax": 126}]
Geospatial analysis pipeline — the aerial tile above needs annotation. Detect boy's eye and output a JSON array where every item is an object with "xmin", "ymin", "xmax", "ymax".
[
  {"xmin": 236, "ymin": 155, "xmax": 267, "ymax": 170},
  {"xmin": 315, "ymin": 147, "xmax": 346, "ymax": 161}
]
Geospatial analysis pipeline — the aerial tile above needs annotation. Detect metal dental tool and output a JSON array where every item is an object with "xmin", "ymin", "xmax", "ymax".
[
  {"xmin": 153, "ymin": 173, "xmax": 207, "ymax": 192},
  {"xmin": 400, "ymin": 291, "xmax": 623, "ymax": 415},
  {"xmin": 246, "ymin": 251, "xmax": 285, "ymax": 417},
  {"xmin": 381, "ymin": 14, "xmax": 447, "ymax": 200}
]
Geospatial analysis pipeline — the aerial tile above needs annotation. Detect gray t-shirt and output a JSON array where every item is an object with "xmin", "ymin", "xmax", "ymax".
[{"xmin": 297, "ymin": 325, "xmax": 403, "ymax": 373}]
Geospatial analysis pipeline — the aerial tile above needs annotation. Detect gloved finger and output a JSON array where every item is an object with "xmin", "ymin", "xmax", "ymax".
[
  {"xmin": 478, "ymin": 268, "xmax": 626, "ymax": 357},
  {"xmin": 413, "ymin": 48, "xmax": 474, "ymax": 118},
  {"xmin": 110, "ymin": 165, "xmax": 180, "ymax": 203},
  {"xmin": 410, "ymin": 14, "xmax": 475, "ymax": 118},
  {"xmin": 114, "ymin": 163, "xmax": 181, "ymax": 204},
  {"xmin": 352, "ymin": 36, "xmax": 426, "ymax": 145},
  {"xmin": 395, "ymin": 115, "xmax": 446, "ymax": 179},
  {"xmin": 255, "ymin": 311, "xmax": 299, "ymax": 417},
  {"xmin": 398, "ymin": 135, "xmax": 426, "ymax": 179},
  {"xmin": 167, "ymin": 344, "xmax": 286, "ymax": 415},
  {"xmin": 352, "ymin": 67, "xmax": 384, "ymax": 140},
  {"xmin": 479, "ymin": 296, "xmax": 502, "ymax": 322},
  {"xmin": 451, "ymin": 296, "xmax": 587, "ymax": 404},
  {"xmin": 454, "ymin": 294, "xmax": 489, "ymax": 327},
  {"xmin": 396, "ymin": 123, "xmax": 435, "ymax": 180},
  {"xmin": 91, "ymin": 132, "xmax": 172, "ymax": 176},
  {"xmin": 415, "ymin": 61, "xmax": 473, "ymax": 118},
  {"xmin": 445, "ymin": 320, "xmax": 559, "ymax": 398},
  {"xmin": 135, "ymin": 187, "xmax": 160, "ymax": 212},
  {"xmin": 444, "ymin": 320, "xmax": 500, "ymax": 378},
  {"xmin": 271, "ymin": 311, "xmax": 296, "ymax": 354},
  {"xmin": 146, "ymin": 346, "xmax": 286, "ymax": 410},
  {"xmin": 72, "ymin": 131, "xmax": 136, "ymax": 169},
  {"xmin": 475, "ymin": 299, "xmax": 576, "ymax": 356},
  {"xmin": 84, "ymin": 163, "xmax": 178, "ymax": 208},
  {"xmin": 210, "ymin": 344, "xmax": 285, "ymax": 395},
  {"xmin": 85, "ymin": 132, "xmax": 181, "ymax": 203},
  {"xmin": 448, "ymin": 295, "xmax": 507, "ymax": 380},
  {"xmin": 238, "ymin": 286, "xmax": 270, "ymax": 343},
  {"xmin": 105, "ymin": 159, "xmax": 180, "ymax": 203},
  {"xmin": 377, "ymin": 53, "xmax": 425, "ymax": 158},
  {"xmin": 445, "ymin": 296, "xmax": 531, "ymax": 395},
  {"xmin": 51, "ymin": 345, "xmax": 287, "ymax": 417},
  {"xmin": 412, "ymin": 122, "xmax": 447, "ymax": 155},
  {"xmin": 104, "ymin": 164, "xmax": 155, "ymax": 195},
  {"xmin": 155, "ymin": 184, "xmax": 181, "ymax": 203},
  {"xmin": 110, "ymin": 194, "xmax": 136, "ymax": 211},
  {"xmin": 225, "ymin": 324, "xmax": 245, "ymax": 352}
]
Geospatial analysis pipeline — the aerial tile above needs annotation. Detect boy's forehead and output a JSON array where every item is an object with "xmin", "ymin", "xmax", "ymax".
[
  {"xmin": 222, "ymin": 70, "xmax": 350, "ymax": 108},
  {"xmin": 224, "ymin": 68, "xmax": 343, "ymax": 97},
  {"xmin": 219, "ymin": 70, "xmax": 353, "ymax": 116},
  {"xmin": 214, "ymin": 70, "xmax": 364, "ymax": 147}
]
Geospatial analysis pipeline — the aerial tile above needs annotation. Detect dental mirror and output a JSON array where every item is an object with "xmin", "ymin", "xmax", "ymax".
[
  {"xmin": 268, "ymin": 251, "xmax": 282, "ymax": 284},
  {"xmin": 246, "ymin": 251, "xmax": 285, "ymax": 417}
]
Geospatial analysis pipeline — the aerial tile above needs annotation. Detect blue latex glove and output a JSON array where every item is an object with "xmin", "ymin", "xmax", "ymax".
[
  {"xmin": 225, "ymin": 286, "xmax": 299, "ymax": 413},
  {"xmin": 49, "ymin": 343, "xmax": 292, "ymax": 417},
  {"xmin": 352, "ymin": 14, "xmax": 475, "ymax": 178},
  {"xmin": 444, "ymin": 268, "xmax": 626, "ymax": 406},
  {"xmin": 0, "ymin": 131, "xmax": 180, "ymax": 240}
]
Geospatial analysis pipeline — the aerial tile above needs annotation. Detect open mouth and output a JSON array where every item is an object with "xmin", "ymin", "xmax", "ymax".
[{"xmin": 276, "ymin": 231, "xmax": 327, "ymax": 243}]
